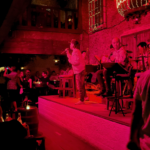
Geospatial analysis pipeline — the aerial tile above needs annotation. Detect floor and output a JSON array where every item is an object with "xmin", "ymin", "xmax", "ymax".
[
  {"xmin": 38, "ymin": 114, "xmax": 100, "ymax": 150},
  {"xmin": 39, "ymin": 90, "xmax": 133, "ymax": 126}
]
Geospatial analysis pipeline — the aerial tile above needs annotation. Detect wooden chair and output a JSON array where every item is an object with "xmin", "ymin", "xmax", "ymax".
[{"xmin": 58, "ymin": 75, "xmax": 76, "ymax": 98}]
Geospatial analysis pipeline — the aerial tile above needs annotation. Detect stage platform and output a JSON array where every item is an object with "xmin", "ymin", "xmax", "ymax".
[{"xmin": 38, "ymin": 92, "xmax": 132, "ymax": 150}]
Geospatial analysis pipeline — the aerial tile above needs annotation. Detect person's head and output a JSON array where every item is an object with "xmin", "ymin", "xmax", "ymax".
[
  {"xmin": 60, "ymin": 69, "xmax": 65, "ymax": 75},
  {"xmin": 20, "ymin": 71, "xmax": 24, "ymax": 78},
  {"xmin": 51, "ymin": 71, "xmax": 56, "ymax": 76},
  {"xmin": 10, "ymin": 66, "xmax": 16, "ymax": 72},
  {"xmin": 137, "ymin": 42, "xmax": 147, "ymax": 54},
  {"xmin": 70, "ymin": 39, "xmax": 79, "ymax": 50},
  {"xmin": 35, "ymin": 71, "xmax": 40, "ymax": 77},
  {"xmin": 42, "ymin": 71, "xmax": 47, "ymax": 78},
  {"xmin": 46, "ymin": 68, "xmax": 51, "ymax": 75},
  {"xmin": 26, "ymin": 69, "xmax": 31, "ymax": 77},
  {"xmin": 81, "ymin": 51, "xmax": 86, "ymax": 59},
  {"xmin": 112, "ymin": 37, "xmax": 120, "ymax": 50}
]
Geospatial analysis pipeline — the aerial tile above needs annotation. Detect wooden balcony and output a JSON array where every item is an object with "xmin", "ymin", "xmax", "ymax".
[{"xmin": 16, "ymin": 4, "xmax": 82, "ymax": 34}]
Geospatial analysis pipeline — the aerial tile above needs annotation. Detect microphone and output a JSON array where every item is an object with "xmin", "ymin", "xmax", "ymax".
[
  {"xmin": 61, "ymin": 50, "xmax": 66, "ymax": 54},
  {"xmin": 61, "ymin": 48, "xmax": 70, "ymax": 54}
]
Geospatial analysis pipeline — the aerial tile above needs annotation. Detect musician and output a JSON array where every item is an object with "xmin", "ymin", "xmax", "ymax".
[
  {"xmin": 65, "ymin": 39, "xmax": 88, "ymax": 104},
  {"xmin": 96, "ymin": 37, "xmax": 127, "ymax": 96},
  {"xmin": 137, "ymin": 42, "xmax": 149, "ymax": 71}
]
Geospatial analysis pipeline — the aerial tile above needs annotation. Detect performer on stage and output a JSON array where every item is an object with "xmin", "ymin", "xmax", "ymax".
[
  {"xmin": 65, "ymin": 39, "xmax": 88, "ymax": 104},
  {"xmin": 96, "ymin": 37, "xmax": 127, "ymax": 96},
  {"xmin": 137, "ymin": 42, "xmax": 149, "ymax": 71}
]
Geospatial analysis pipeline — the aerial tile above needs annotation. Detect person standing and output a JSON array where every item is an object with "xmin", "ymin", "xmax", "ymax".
[
  {"xmin": 3, "ymin": 66, "xmax": 18, "ymax": 111},
  {"xmin": 65, "ymin": 39, "xmax": 88, "ymax": 104},
  {"xmin": 127, "ymin": 69, "xmax": 150, "ymax": 150}
]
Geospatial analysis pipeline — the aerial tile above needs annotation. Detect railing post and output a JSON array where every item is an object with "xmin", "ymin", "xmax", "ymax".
[
  {"xmin": 65, "ymin": 11, "xmax": 68, "ymax": 29},
  {"xmin": 58, "ymin": 9, "xmax": 61, "ymax": 29},
  {"xmin": 19, "ymin": 16, "xmax": 22, "ymax": 25},
  {"xmin": 72, "ymin": 12, "xmax": 75, "ymax": 30},
  {"xmin": 27, "ymin": 7, "xmax": 31, "ymax": 26},
  {"xmin": 51, "ymin": 9, "xmax": 54, "ymax": 28},
  {"xmin": 78, "ymin": 0, "xmax": 82, "ymax": 30}
]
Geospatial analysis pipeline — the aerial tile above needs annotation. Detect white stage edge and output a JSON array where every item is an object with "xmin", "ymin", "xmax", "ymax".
[{"xmin": 38, "ymin": 96, "xmax": 130, "ymax": 150}]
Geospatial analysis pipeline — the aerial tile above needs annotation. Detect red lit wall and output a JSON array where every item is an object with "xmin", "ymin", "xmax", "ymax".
[
  {"xmin": 1, "ymin": 0, "xmax": 89, "ymax": 55},
  {"xmin": 88, "ymin": 0, "xmax": 150, "ymax": 64},
  {"xmin": 1, "ymin": 31, "xmax": 80, "ymax": 54}
]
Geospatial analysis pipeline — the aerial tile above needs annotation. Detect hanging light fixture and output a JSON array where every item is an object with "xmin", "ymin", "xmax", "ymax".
[{"xmin": 116, "ymin": 0, "xmax": 150, "ymax": 21}]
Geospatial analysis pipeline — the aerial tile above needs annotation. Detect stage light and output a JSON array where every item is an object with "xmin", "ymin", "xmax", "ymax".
[
  {"xmin": 68, "ymin": 18, "xmax": 72, "ymax": 22},
  {"xmin": 0, "ymin": 67, "xmax": 5, "ymax": 72},
  {"xmin": 54, "ymin": 59, "xmax": 59, "ymax": 63},
  {"xmin": 21, "ymin": 67, "xmax": 24, "ymax": 70},
  {"xmin": 26, "ymin": 105, "xmax": 30, "ymax": 110}
]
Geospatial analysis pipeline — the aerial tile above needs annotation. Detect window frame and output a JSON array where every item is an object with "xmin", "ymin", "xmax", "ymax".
[{"xmin": 88, "ymin": 0, "xmax": 106, "ymax": 33}]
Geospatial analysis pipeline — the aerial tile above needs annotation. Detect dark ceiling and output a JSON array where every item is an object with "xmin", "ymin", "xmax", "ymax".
[{"xmin": 0, "ymin": 0, "xmax": 31, "ymax": 46}]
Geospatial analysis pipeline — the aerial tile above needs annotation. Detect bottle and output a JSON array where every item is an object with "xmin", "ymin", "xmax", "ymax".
[
  {"xmin": 17, "ymin": 113, "xmax": 22, "ymax": 124},
  {"xmin": 5, "ymin": 113, "xmax": 10, "ymax": 121}
]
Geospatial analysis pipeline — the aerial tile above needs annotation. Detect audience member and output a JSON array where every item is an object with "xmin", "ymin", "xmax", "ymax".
[
  {"xmin": 33, "ymin": 71, "xmax": 40, "ymax": 82},
  {"xmin": 41, "ymin": 71, "xmax": 49, "ymax": 87},
  {"xmin": 46, "ymin": 68, "xmax": 51, "ymax": 79},
  {"xmin": 40, "ymin": 71, "xmax": 49, "ymax": 95},
  {"xmin": 23, "ymin": 69, "xmax": 32, "ymax": 101},
  {"xmin": 18, "ymin": 71, "xmax": 24, "ymax": 106},
  {"xmin": 0, "ymin": 106, "xmax": 4, "ymax": 122},
  {"xmin": 127, "ymin": 69, "xmax": 150, "ymax": 150},
  {"xmin": 3, "ymin": 66, "xmax": 18, "ymax": 111},
  {"xmin": 49, "ymin": 71, "xmax": 59, "ymax": 81}
]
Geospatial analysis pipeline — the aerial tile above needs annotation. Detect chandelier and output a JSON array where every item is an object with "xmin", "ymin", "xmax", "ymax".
[{"xmin": 116, "ymin": 0, "xmax": 150, "ymax": 20}]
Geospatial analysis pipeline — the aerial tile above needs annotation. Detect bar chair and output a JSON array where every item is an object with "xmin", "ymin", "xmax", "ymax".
[{"xmin": 58, "ymin": 75, "xmax": 76, "ymax": 98}]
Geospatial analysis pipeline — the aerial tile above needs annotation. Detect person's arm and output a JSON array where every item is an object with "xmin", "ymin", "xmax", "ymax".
[
  {"xmin": 28, "ymin": 78, "xmax": 32, "ymax": 88},
  {"xmin": 17, "ymin": 77, "xmax": 23, "ymax": 88},
  {"xmin": 119, "ymin": 48, "xmax": 126, "ymax": 65},
  {"xmin": 108, "ymin": 52, "xmax": 115, "ymax": 62},
  {"xmin": 3, "ymin": 68, "xmax": 8, "ymax": 77},
  {"xmin": 127, "ymin": 85, "xmax": 143, "ymax": 150},
  {"xmin": 66, "ymin": 49, "xmax": 80, "ymax": 66}
]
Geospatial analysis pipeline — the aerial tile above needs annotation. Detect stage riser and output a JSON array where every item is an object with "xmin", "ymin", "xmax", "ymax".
[{"xmin": 38, "ymin": 97, "xmax": 130, "ymax": 150}]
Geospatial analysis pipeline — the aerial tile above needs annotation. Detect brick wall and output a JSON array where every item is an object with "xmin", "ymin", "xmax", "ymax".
[
  {"xmin": 0, "ymin": 0, "xmax": 89, "ymax": 54},
  {"xmin": 1, "ymin": 30, "xmax": 80, "ymax": 54},
  {"xmin": 88, "ymin": 0, "xmax": 150, "ymax": 64}
]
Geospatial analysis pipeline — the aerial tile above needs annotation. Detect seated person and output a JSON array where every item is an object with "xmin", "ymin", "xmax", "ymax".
[
  {"xmin": 33, "ymin": 71, "xmax": 41, "ymax": 82},
  {"xmin": 96, "ymin": 37, "xmax": 127, "ymax": 96},
  {"xmin": 135, "ymin": 42, "xmax": 149, "ymax": 78},
  {"xmin": 59, "ymin": 66, "xmax": 74, "ymax": 78},
  {"xmin": 59, "ymin": 69, "xmax": 65, "ymax": 75},
  {"xmin": 49, "ymin": 71, "xmax": 59, "ymax": 81},
  {"xmin": 137, "ymin": 42, "xmax": 149, "ymax": 72}
]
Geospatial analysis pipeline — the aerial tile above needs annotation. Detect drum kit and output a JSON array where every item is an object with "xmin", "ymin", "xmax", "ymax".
[{"xmin": 126, "ymin": 50, "xmax": 150, "ymax": 72}]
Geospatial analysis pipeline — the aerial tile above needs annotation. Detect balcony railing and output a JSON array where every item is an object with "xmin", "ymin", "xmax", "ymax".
[{"xmin": 17, "ymin": 4, "xmax": 82, "ymax": 33}]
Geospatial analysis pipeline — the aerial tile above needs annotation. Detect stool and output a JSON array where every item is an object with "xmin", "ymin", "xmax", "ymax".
[{"xmin": 58, "ymin": 75, "xmax": 76, "ymax": 98}]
